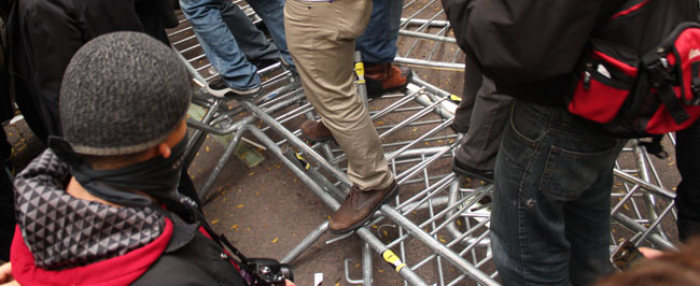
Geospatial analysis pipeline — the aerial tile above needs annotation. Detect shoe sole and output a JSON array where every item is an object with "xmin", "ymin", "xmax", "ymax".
[
  {"xmin": 329, "ymin": 184, "xmax": 399, "ymax": 235},
  {"xmin": 452, "ymin": 160, "xmax": 494, "ymax": 183},
  {"xmin": 207, "ymin": 85, "xmax": 261, "ymax": 99}
]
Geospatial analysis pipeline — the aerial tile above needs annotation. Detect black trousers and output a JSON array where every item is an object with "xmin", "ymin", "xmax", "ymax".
[
  {"xmin": 676, "ymin": 120, "xmax": 700, "ymax": 241},
  {"xmin": 453, "ymin": 57, "xmax": 513, "ymax": 171}
]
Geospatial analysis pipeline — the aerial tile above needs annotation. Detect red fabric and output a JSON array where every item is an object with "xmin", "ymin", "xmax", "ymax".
[
  {"xmin": 669, "ymin": 28, "xmax": 700, "ymax": 102},
  {"xmin": 645, "ymin": 28, "xmax": 700, "ymax": 134},
  {"xmin": 610, "ymin": 0, "xmax": 650, "ymax": 21},
  {"xmin": 568, "ymin": 78, "xmax": 629, "ymax": 123},
  {"xmin": 10, "ymin": 218, "xmax": 174, "ymax": 286},
  {"xmin": 593, "ymin": 51, "xmax": 638, "ymax": 77}
]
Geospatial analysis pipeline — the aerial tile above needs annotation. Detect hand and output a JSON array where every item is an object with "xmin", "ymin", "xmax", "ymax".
[
  {"xmin": 285, "ymin": 279, "xmax": 296, "ymax": 286},
  {"xmin": 0, "ymin": 263, "xmax": 13, "ymax": 284},
  {"xmin": 638, "ymin": 247, "xmax": 665, "ymax": 259}
]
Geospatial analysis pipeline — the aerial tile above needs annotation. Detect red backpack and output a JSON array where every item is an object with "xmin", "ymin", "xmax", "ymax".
[{"xmin": 567, "ymin": 0, "xmax": 700, "ymax": 144}]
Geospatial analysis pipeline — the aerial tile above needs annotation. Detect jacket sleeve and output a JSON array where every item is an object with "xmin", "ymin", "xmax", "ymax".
[{"xmin": 463, "ymin": 0, "xmax": 609, "ymax": 84}]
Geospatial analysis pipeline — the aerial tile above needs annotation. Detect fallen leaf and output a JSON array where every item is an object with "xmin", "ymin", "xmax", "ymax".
[{"xmin": 211, "ymin": 219, "xmax": 220, "ymax": 224}]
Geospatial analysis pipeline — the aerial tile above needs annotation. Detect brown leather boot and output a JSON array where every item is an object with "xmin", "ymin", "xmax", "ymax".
[
  {"xmin": 365, "ymin": 63, "xmax": 412, "ymax": 96},
  {"xmin": 329, "ymin": 181, "xmax": 399, "ymax": 234},
  {"xmin": 300, "ymin": 120, "xmax": 334, "ymax": 143}
]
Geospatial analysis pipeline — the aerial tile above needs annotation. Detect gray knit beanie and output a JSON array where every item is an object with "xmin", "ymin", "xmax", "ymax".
[{"xmin": 60, "ymin": 31, "xmax": 191, "ymax": 156}]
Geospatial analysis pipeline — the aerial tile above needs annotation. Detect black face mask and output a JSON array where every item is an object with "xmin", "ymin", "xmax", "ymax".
[{"xmin": 49, "ymin": 135, "xmax": 190, "ymax": 207}]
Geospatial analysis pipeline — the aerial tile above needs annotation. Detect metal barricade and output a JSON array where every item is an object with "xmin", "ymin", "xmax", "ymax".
[{"xmin": 168, "ymin": 3, "xmax": 681, "ymax": 285}]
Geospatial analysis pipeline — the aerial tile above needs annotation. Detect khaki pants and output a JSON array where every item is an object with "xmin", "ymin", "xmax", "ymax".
[{"xmin": 284, "ymin": 0, "xmax": 393, "ymax": 190}]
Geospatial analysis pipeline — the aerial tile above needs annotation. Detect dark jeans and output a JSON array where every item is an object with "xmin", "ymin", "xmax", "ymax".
[
  {"xmin": 676, "ymin": 120, "xmax": 700, "ymax": 241},
  {"xmin": 492, "ymin": 101, "xmax": 624, "ymax": 285},
  {"xmin": 356, "ymin": 0, "xmax": 402, "ymax": 64}
]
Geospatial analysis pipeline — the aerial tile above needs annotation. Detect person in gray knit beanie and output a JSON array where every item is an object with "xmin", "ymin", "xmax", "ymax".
[
  {"xmin": 60, "ymin": 31, "xmax": 191, "ymax": 156},
  {"xmin": 49, "ymin": 31, "xmax": 196, "ymax": 207}
]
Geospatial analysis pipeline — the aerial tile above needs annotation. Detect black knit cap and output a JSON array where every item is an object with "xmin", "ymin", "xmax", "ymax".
[{"xmin": 60, "ymin": 32, "xmax": 191, "ymax": 156}]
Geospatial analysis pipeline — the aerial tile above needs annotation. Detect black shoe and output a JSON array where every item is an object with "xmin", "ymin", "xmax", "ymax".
[
  {"xmin": 452, "ymin": 159, "xmax": 494, "ymax": 183},
  {"xmin": 450, "ymin": 122, "xmax": 468, "ymax": 134},
  {"xmin": 250, "ymin": 58, "xmax": 280, "ymax": 70},
  {"xmin": 207, "ymin": 79, "xmax": 261, "ymax": 98}
]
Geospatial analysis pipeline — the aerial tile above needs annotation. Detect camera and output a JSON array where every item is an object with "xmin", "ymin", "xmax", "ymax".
[{"xmin": 244, "ymin": 258, "xmax": 294, "ymax": 286}]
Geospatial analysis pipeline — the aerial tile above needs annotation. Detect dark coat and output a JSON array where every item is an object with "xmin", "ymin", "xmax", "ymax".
[
  {"xmin": 442, "ymin": 0, "xmax": 627, "ymax": 105},
  {"xmin": 5, "ymin": 0, "xmax": 174, "ymax": 140},
  {"xmin": 10, "ymin": 150, "xmax": 247, "ymax": 286}
]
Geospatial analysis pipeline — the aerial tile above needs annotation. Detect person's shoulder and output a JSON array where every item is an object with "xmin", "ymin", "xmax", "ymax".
[{"xmin": 132, "ymin": 232, "xmax": 247, "ymax": 286}]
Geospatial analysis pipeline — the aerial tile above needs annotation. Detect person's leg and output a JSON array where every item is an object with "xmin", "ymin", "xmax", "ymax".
[
  {"xmin": 451, "ymin": 56, "xmax": 483, "ymax": 133},
  {"xmin": 356, "ymin": 0, "xmax": 400, "ymax": 64},
  {"xmin": 179, "ymin": 0, "xmax": 260, "ymax": 94},
  {"xmin": 285, "ymin": 0, "xmax": 395, "ymax": 233},
  {"xmin": 675, "ymin": 120, "xmax": 700, "ymax": 241},
  {"xmin": 453, "ymin": 77, "xmax": 513, "ymax": 181},
  {"xmin": 247, "ymin": 0, "xmax": 295, "ymax": 71},
  {"xmin": 218, "ymin": 0, "xmax": 279, "ymax": 63},
  {"xmin": 356, "ymin": 0, "xmax": 410, "ymax": 96},
  {"xmin": 491, "ymin": 101, "xmax": 622, "ymax": 285}
]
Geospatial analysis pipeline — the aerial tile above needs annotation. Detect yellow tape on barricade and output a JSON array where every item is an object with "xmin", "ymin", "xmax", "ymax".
[
  {"xmin": 295, "ymin": 152, "xmax": 310, "ymax": 171},
  {"xmin": 382, "ymin": 250, "xmax": 407, "ymax": 272},
  {"xmin": 354, "ymin": 61, "xmax": 365, "ymax": 78},
  {"xmin": 448, "ymin": 94, "xmax": 462, "ymax": 103}
]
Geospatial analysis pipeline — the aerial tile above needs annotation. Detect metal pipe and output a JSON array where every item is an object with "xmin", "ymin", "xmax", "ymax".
[
  {"xmin": 613, "ymin": 169, "xmax": 675, "ymax": 199},
  {"xmin": 241, "ymin": 100, "xmax": 352, "ymax": 186},
  {"xmin": 378, "ymin": 205, "xmax": 500, "ymax": 285},
  {"xmin": 363, "ymin": 243, "xmax": 374, "ymax": 286},
  {"xmin": 281, "ymin": 222, "xmax": 329, "ymax": 264},
  {"xmin": 613, "ymin": 213, "xmax": 676, "ymax": 250},
  {"xmin": 400, "ymin": 18, "xmax": 450, "ymax": 27},
  {"xmin": 394, "ymin": 57, "xmax": 465, "ymax": 71},
  {"xmin": 399, "ymin": 28, "xmax": 456, "ymax": 44}
]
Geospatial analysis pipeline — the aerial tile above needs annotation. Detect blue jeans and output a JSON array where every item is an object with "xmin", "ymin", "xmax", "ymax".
[
  {"xmin": 356, "ymin": 0, "xmax": 402, "ymax": 64},
  {"xmin": 492, "ymin": 101, "xmax": 625, "ymax": 285},
  {"xmin": 180, "ymin": 0, "xmax": 292, "ymax": 89}
]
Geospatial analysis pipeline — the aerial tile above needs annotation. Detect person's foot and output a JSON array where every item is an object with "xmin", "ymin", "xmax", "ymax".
[
  {"xmin": 206, "ymin": 79, "xmax": 261, "ymax": 98},
  {"xmin": 300, "ymin": 120, "xmax": 334, "ymax": 143},
  {"xmin": 452, "ymin": 159, "xmax": 494, "ymax": 183},
  {"xmin": 365, "ymin": 63, "xmax": 412, "ymax": 98},
  {"xmin": 250, "ymin": 58, "xmax": 280, "ymax": 70},
  {"xmin": 329, "ymin": 181, "xmax": 399, "ymax": 234}
]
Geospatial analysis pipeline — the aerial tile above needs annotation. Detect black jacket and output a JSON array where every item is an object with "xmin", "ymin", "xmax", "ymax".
[
  {"xmin": 6, "ymin": 0, "xmax": 174, "ymax": 140},
  {"xmin": 443, "ymin": 0, "xmax": 627, "ymax": 105},
  {"xmin": 11, "ymin": 150, "xmax": 247, "ymax": 286}
]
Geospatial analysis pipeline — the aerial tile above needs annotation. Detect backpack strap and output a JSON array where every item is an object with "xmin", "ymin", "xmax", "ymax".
[
  {"xmin": 642, "ymin": 50, "xmax": 690, "ymax": 125},
  {"xmin": 691, "ymin": 61, "xmax": 700, "ymax": 104}
]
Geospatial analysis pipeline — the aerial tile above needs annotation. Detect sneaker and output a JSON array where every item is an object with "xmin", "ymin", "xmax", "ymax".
[
  {"xmin": 329, "ymin": 181, "xmax": 399, "ymax": 234},
  {"xmin": 365, "ymin": 63, "xmax": 412, "ymax": 98},
  {"xmin": 300, "ymin": 120, "xmax": 335, "ymax": 143},
  {"xmin": 207, "ymin": 79, "xmax": 261, "ymax": 98},
  {"xmin": 452, "ymin": 159, "xmax": 494, "ymax": 183}
]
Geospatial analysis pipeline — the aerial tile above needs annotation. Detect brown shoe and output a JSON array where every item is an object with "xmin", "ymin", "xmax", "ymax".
[
  {"xmin": 365, "ymin": 63, "xmax": 412, "ymax": 95},
  {"xmin": 329, "ymin": 181, "xmax": 399, "ymax": 234},
  {"xmin": 300, "ymin": 120, "xmax": 334, "ymax": 143}
]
